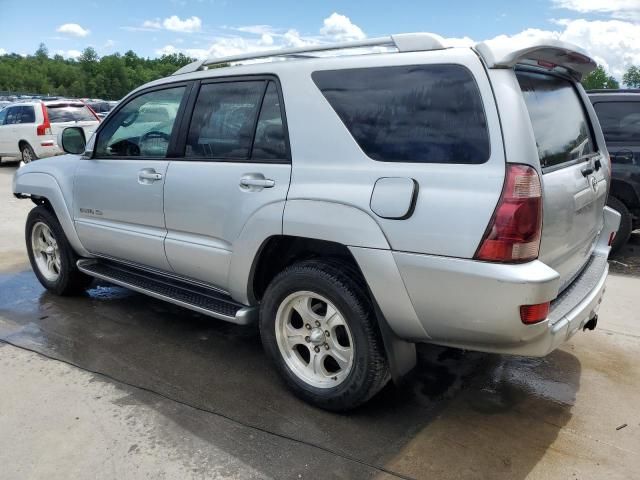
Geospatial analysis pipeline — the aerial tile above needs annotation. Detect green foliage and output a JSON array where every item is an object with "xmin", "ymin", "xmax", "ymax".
[
  {"xmin": 581, "ymin": 65, "xmax": 619, "ymax": 90},
  {"xmin": 623, "ymin": 66, "xmax": 640, "ymax": 88},
  {"xmin": 0, "ymin": 45, "xmax": 195, "ymax": 100}
]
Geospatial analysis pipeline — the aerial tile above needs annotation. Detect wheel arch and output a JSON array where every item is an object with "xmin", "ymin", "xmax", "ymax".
[
  {"xmin": 610, "ymin": 179, "xmax": 640, "ymax": 209},
  {"xmin": 13, "ymin": 172, "xmax": 90, "ymax": 257}
]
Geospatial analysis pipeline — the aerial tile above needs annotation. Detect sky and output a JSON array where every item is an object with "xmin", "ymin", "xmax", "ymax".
[{"xmin": 0, "ymin": 0, "xmax": 639, "ymax": 79}]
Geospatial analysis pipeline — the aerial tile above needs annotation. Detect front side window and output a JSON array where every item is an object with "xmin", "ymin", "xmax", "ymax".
[
  {"xmin": 95, "ymin": 86, "xmax": 185, "ymax": 158},
  {"xmin": 517, "ymin": 71, "xmax": 595, "ymax": 168},
  {"xmin": 593, "ymin": 101, "xmax": 640, "ymax": 145},
  {"xmin": 312, "ymin": 64, "xmax": 490, "ymax": 164},
  {"xmin": 186, "ymin": 81, "xmax": 264, "ymax": 159},
  {"xmin": 4, "ymin": 107, "xmax": 20, "ymax": 125}
]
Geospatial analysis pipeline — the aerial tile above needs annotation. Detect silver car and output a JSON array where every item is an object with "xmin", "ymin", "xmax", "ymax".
[{"xmin": 13, "ymin": 33, "xmax": 620, "ymax": 410}]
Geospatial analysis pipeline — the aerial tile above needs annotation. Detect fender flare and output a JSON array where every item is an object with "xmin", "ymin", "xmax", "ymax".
[{"xmin": 13, "ymin": 172, "xmax": 90, "ymax": 257}]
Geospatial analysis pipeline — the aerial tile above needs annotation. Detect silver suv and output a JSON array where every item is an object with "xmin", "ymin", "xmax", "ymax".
[{"xmin": 13, "ymin": 33, "xmax": 620, "ymax": 410}]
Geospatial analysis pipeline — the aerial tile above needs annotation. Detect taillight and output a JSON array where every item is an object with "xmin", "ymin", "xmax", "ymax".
[
  {"xmin": 520, "ymin": 302, "xmax": 550, "ymax": 325},
  {"xmin": 475, "ymin": 164, "xmax": 543, "ymax": 263},
  {"xmin": 36, "ymin": 104, "xmax": 52, "ymax": 136}
]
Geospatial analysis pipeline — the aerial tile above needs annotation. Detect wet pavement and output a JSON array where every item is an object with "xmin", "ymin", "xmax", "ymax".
[{"xmin": 0, "ymin": 162, "xmax": 639, "ymax": 479}]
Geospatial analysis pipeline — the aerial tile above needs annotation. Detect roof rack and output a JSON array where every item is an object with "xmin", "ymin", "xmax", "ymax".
[{"xmin": 173, "ymin": 33, "xmax": 446, "ymax": 75}]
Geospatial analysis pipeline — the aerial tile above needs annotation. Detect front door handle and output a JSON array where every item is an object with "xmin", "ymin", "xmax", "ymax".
[
  {"xmin": 138, "ymin": 169, "xmax": 163, "ymax": 184},
  {"xmin": 240, "ymin": 174, "xmax": 275, "ymax": 190}
]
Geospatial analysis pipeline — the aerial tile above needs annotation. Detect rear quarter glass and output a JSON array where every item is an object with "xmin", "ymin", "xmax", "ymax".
[{"xmin": 312, "ymin": 64, "xmax": 490, "ymax": 164}]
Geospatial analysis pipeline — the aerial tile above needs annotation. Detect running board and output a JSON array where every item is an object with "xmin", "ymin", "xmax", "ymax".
[{"xmin": 77, "ymin": 259, "xmax": 257, "ymax": 325}]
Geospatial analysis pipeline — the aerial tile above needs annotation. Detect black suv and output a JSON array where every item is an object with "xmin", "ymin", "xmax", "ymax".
[{"xmin": 589, "ymin": 90, "xmax": 640, "ymax": 252}]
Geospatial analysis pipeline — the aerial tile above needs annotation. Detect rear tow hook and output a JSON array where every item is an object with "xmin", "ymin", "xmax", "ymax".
[{"xmin": 583, "ymin": 315, "xmax": 598, "ymax": 331}]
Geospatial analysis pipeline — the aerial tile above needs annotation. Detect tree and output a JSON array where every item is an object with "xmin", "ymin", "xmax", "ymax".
[
  {"xmin": 0, "ymin": 46, "xmax": 195, "ymax": 99},
  {"xmin": 623, "ymin": 66, "xmax": 640, "ymax": 88},
  {"xmin": 35, "ymin": 43, "xmax": 49, "ymax": 60},
  {"xmin": 581, "ymin": 65, "xmax": 619, "ymax": 90}
]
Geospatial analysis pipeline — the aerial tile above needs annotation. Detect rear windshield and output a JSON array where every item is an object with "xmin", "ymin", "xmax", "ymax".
[
  {"xmin": 517, "ymin": 71, "xmax": 595, "ymax": 169},
  {"xmin": 312, "ymin": 64, "xmax": 490, "ymax": 164},
  {"xmin": 592, "ymin": 101, "xmax": 640, "ymax": 145},
  {"xmin": 46, "ymin": 104, "xmax": 96, "ymax": 123}
]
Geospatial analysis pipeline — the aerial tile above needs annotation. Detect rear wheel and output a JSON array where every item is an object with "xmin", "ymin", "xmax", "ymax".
[
  {"xmin": 607, "ymin": 196, "xmax": 632, "ymax": 254},
  {"xmin": 260, "ymin": 260, "xmax": 389, "ymax": 411},
  {"xmin": 21, "ymin": 143, "xmax": 36, "ymax": 163},
  {"xmin": 26, "ymin": 206, "xmax": 93, "ymax": 295}
]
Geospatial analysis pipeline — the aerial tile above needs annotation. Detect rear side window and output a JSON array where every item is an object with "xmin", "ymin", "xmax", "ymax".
[
  {"xmin": 17, "ymin": 106, "xmax": 35, "ymax": 124},
  {"xmin": 47, "ymin": 104, "xmax": 96, "ymax": 123},
  {"xmin": 252, "ymin": 82, "xmax": 287, "ymax": 160},
  {"xmin": 592, "ymin": 101, "xmax": 640, "ymax": 145},
  {"xmin": 312, "ymin": 65, "xmax": 490, "ymax": 164},
  {"xmin": 517, "ymin": 71, "xmax": 595, "ymax": 169},
  {"xmin": 186, "ymin": 81, "xmax": 264, "ymax": 159}
]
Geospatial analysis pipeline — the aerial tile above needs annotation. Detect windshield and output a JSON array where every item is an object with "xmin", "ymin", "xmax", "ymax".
[
  {"xmin": 47, "ymin": 104, "xmax": 97, "ymax": 123},
  {"xmin": 517, "ymin": 71, "xmax": 595, "ymax": 169}
]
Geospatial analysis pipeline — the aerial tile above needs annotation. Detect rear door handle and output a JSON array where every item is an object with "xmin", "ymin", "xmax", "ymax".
[{"xmin": 240, "ymin": 174, "xmax": 275, "ymax": 190}]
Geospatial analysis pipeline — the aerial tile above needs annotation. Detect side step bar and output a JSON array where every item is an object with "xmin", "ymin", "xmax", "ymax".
[{"xmin": 77, "ymin": 259, "xmax": 257, "ymax": 325}]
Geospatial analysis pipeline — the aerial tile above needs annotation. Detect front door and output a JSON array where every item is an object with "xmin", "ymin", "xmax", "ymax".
[
  {"xmin": 163, "ymin": 78, "xmax": 291, "ymax": 290},
  {"xmin": 73, "ymin": 84, "xmax": 189, "ymax": 271}
]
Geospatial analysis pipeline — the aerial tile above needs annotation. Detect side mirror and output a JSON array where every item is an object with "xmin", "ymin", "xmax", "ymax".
[
  {"xmin": 59, "ymin": 127, "xmax": 86, "ymax": 155},
  {"xmin": 613, "ymin": 149, "xmax": 634, "ymax": 164}
]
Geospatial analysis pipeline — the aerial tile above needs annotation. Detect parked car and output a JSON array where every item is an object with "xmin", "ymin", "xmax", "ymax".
[
  {"xmin": 13, "ymin": 33, "xmax": 620, "ymax": 411},
  {"xmin": 588, "ymin": 90, "xmax": 640, "ymax": 252},
  {"xmin": 0, "ymin": 100, "xmax": 100, "ymax": 163},
  {"xmin": 86, "ymin": 100, "xmax": 115, "ymax": 120}
]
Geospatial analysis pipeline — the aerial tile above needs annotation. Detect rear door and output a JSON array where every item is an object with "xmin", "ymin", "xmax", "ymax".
[
  {"xmin": 517, "ymin": 70, "xmax": 607, "ymax": 289},
  {"xmin": 163, "ymin": 77, "xmax": 291, "ymax": 289},
  {"xmin": 0, "ymin": 106, "xmax": 23, "ymax": 155}
]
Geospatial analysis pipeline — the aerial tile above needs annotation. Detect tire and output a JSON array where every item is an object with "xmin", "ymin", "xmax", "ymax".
[
  {"xmin": 607, "ymin": 196, "xmax": 632, "ymax": 254},
  {"xmin": 26, "ymin": 206, "xmax": 93, "ymax": 295},
  {"xmin": 260, "ymin": 259, "xmax": 389, "ymax": 411},
  {"xmin": 21, "ymin": 143, "xmax": 37, "ymax": 163}
]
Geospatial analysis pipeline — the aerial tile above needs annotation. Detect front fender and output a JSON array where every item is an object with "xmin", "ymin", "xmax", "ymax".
[{"xmin": 13, "ymin": 170, "xmax": 90, "ymax": 257}]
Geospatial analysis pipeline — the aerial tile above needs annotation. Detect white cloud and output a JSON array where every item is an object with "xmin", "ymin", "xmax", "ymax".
[
  {"xmin": 56, "ymin": 23, "xmax": 90, "ymax": 37},
  {"xmin": 55, "ymin": 49, "xmax": 83, "ymax": 59},
  {"xmin": 320, "ymin": 12, "xmax": 365, "ymax": 41},
  {"xmin": 104, "ymin": 39, "xmax": 116, "ymax": 48},
  {"xmin": 162, "ymin": 15, "xmax": 202, "ymax": 33},
  {"xmin": 0, "ymin": 48, "xmax": 6, "ymax": 56},
  {"xmin": 142, "ymin": 19, "xmax": 162, "ymax": 29},
  {"xmin": 259, "ymin": 34, "xmax": 274, "ymax": 46},
  {"xmin": 552, "ymin": 0, "xmax": 640, "ymax": 20}
]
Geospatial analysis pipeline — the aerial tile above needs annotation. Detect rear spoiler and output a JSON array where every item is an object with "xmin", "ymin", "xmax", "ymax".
[{"xmin": 474, "ymin": 38, "xmax": 597, "ymax": 81}]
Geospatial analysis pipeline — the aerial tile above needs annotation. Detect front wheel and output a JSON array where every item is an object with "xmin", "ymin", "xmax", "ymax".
[
  {"xmin": 26, "ymin": 206, "xmax": 93, "ymax": 295},
  {"xmin": 260, "ymin": 260, "xmax": 389, "ymax": 411}
]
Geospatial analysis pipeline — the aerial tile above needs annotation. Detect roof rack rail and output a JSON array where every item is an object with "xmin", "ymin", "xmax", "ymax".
[{"xmin": 173, "ymin": 33, "xmax": 446, "ymax": 75}]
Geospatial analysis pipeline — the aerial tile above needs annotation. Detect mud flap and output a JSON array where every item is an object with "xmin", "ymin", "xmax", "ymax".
[{"xmin": 372, "ymin": 299, "xmax": 417, "ymax": 383}]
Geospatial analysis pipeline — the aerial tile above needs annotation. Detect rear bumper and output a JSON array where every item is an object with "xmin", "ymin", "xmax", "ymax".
[
  {"xmin": 391, "ymin": 207, "xmax": 620, "ymax": 356},
  {"xmin": 32, "ymin": 141, "xmax": 63, "ymax": 159}
]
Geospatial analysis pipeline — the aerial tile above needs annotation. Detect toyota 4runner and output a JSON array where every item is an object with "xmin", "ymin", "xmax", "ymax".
[{"xmin": 13, "ymin": 33, "xmax": 620, "ymax": 410}]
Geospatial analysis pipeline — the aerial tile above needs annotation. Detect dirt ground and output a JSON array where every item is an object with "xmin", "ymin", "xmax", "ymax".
[{"xmin": 0, "ymin": 160, "xmax": 638, "ymax": 480}]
